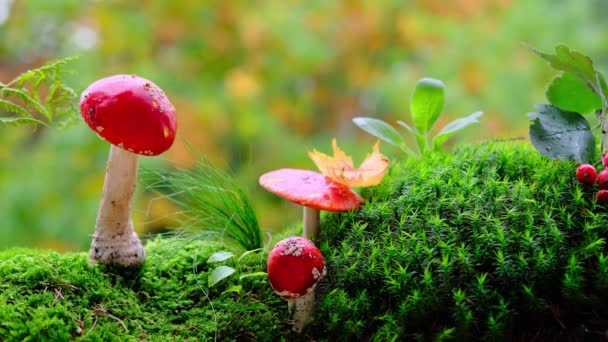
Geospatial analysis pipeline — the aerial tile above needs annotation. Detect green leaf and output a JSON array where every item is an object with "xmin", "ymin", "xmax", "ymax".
[
  {"xmin": 528, "ymin": 44, "xmax": 600, "ymax": 94},
  {"xmin": 208, "ymin": 266, "xmax": 236, "ymax": 287},
  {"xmin": 528, "ymin": 104, "xmax": 595, "ymax": 163},
  {"xmin": 396, "ymin": 120, "xmax": 417, "ymax": 134},
  {"xmin": 239, "ymin": 271, "xmax": 267, "ymax": 280},
  {"xmin": 410, "ymin": 77, "xmax": 445, "ymax": 134},
  {"xmin": 352, "ymin": 117, "xmax": 406, "ymax": 148},
  {"xmin": 237, "ymin": 247, "xmax": 263, "ymax": 262},
  {"xmin": 433, "ymin": 111, "xmax": 483, "ymax": 147},
  {"xmin": 546, "ymin": 72, "xmax": 602, "ymax": 114},
  {"xmin": 207, "ymin": 251, "xmax": 235, "ymax": 263},
  {"xmin": 222, "ymin": 285, "xmax": 242, "ymax": 295}
]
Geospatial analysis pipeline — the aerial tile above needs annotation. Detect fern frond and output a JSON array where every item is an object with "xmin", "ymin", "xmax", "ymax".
[
  {"xmin": 0, "ymin": 56, "xmax": 79, "ymax": 128},
  {"xmin": 12, "ymin": 56, "xmax": 78, "ymax": 87},
  {"xmin": 0, "ymin": 99, "xmax": 33, "ymax": 118},
  {"xmin": 0, "ymin": 86, "xmax": 50, "ymax": 120},
  {"xmin": 0, "ymin": 116, "xmax": 46, "ymax": 127}
]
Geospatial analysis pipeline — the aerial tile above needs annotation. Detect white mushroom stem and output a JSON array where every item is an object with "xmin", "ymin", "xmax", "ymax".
[
  {"xmin": 89, "ymin": 145, "xmax": 145, "ymax": 266},
  {"xmin": 288, "ymin": 291, "xmax": 315, "ymax": 332},
  {"xmin": 303, "ymin": 207, "xmax": 320, "ymax": 240}
]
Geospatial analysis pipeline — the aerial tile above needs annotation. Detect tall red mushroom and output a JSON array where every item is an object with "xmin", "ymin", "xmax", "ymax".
[
  {"xmin": 259, "ymin": 169, "xmax": 364, "ymax": 240},
  {"xmin": 267, "ymin": 236, "xmax": 326, "ymax": 332},
  {"xmin": 80, "ymin": 74, "xmax": 177, "ymax": 267}
]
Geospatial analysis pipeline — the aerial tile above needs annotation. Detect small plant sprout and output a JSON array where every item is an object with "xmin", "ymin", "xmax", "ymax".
[
  {"xmin": 80, "ymin": 74, "xmax": 177, "ymax": 267},
  {"xmin": 266, "ymin": 237, "xmax": 326, "ymax": 332},
  {"xmin": 259, "ymin": 169, "xmax": 364, "ymax": 241},
  {"xmin": 353, "ymin": 77, "xmax": 483, "ymax": 156},
  {"xmin": 206, "ymin": 249, "xmax": 267, "ymax": 295}
]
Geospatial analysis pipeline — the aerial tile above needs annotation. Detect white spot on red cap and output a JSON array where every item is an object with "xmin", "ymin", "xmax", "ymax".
[{"xmin": 281, "ymin": 239, "xmax": 304, "ymax": 257}]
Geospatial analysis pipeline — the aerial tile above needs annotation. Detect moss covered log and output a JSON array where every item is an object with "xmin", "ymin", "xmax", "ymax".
[{"xmin": 2, "ymin": 142, "xmax": 608, "ymax": 341}]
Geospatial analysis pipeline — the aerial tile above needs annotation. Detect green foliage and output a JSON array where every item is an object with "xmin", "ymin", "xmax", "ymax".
[
  {"xmin": 0, "ymin": 56, "xmax": 79, "ymax": 128},
  {"xmin": 312, "ymin": 141, "xmax": 608, "ymax": 340},
  {"xmin": 142, "ymin": 158, "xmax": 263, "ymax": 251},
  {"xmin": 206, "ymin": 249, "xmax": 267, "ymax": 294},
  {"xmin": 528, "ymin": 44, "xmax": 604, "ymax": 96},
  {"xmin": 527, "ymin": 44, "xmax": 608, "ymax": 163},
  {"xmin": 354, "ymin": 77, "xmax": 482, "ymax": 156}
]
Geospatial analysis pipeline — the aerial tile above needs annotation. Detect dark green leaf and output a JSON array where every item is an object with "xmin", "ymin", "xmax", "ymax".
[
  {"xmin": 528, "ymin": 104, "xmax": 594, "ymax": 163},
  {"xmin": 352, "ymin": 117, "xmax": 406, "ymax": 148},
  {"xmin": 208, "ymin": 266, "xmax": 236, "ymax": 287},
  {"xmin": 528, "ymin": 44, "xmax": 599, "ymax": 93},
  {"xmin": 546, "ymin": 72, "xmax": 602, "ymax": 114},
  {"xmin": 410, "ymin": 77, "xmax": 445, "ymax": 134},
  {"xmin": 207, "ymin": 251, "xmax": 235, "ymax": 263}
]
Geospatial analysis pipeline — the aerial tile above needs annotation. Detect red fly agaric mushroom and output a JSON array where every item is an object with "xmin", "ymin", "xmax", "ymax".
[
  {"xmin": 80, "ymin": 74, "xmax": 177, "ymax": 267},
  {"xmin": 259, "ymin": 169, "xmax": 364, "ymax": 240},
  {"xmin": 267, "ymin": 236, "xmax": 326, "ymax": 332}
]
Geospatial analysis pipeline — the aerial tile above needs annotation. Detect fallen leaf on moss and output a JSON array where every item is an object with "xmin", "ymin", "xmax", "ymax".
[{"xmin": 308, "ymin": 139, "xmax": 389, "ymax": 187}]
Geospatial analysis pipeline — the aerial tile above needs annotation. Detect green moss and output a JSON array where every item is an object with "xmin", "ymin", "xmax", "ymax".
[
  {"xmin": 2, "ymin": 141, "xmax": 608, "ymax": 341},
  {"xmin": 0, "ymin": 238, "xmax": 290, "ymax": 341},
  {"xmin": 313, "ymin": 141, "xmax": 608, "ymax": 340}
]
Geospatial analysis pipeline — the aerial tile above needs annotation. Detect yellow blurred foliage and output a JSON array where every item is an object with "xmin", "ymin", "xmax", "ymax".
[{"xmin": 224, "ymin": 68, "xmax": 261, "ymax": 100}]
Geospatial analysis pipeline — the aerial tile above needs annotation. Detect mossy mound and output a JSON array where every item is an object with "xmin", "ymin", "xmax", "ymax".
[
  {"xmin": 0, "ymin": 239, "xmax": 289, "ymax": 341},
  {"xmin": 2, "ymin": 141, "xmax": 608, "ymax": 341},
  {"xmin": 314, "ymin": 141, "xmax": 608, "ymax": 340}
]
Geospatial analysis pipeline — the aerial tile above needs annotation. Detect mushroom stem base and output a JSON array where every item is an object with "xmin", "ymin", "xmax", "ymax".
[
  {"xmin": 89, "ymin": 230, "xmax": 145, "ymax": 267},
  {"xmin": 288, "ymin": 291, "xmax": 315, "ymax": 332}
]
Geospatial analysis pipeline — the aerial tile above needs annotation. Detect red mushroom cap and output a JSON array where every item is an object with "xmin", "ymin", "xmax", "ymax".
[
  {"xmin": 267, "ymin": 236, "xmax": 326, "ymax": 300},
  {"xmin": 79, "ymin": 74, "xmax": 177, "ymax": 156},
  {"xmin": 259, "ymin": 169, "xmax": 364, "ymax": 212}
]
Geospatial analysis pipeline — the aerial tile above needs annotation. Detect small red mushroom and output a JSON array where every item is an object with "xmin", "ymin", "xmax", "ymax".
[
  {"xmin": 259, "ymin": 169, "xmax": 364, "ymax": 240},
  {"xmin": 267, "ymin": 236, "xmax": 326, "ymax": 332},
  {"xmin": 80, "ymin": 74, "xmax": 177, "ymax": 267}
]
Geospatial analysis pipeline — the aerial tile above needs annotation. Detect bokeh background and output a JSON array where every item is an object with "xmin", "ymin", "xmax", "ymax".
[{"xmin": 1, "ymin": 0, "xmax": 607, "ymax": 252}]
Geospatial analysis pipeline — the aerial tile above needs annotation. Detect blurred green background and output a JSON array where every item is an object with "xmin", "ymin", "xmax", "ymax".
[{"xmin": 1, "ymin": 0, "xmax": 606, "ymax": 252}]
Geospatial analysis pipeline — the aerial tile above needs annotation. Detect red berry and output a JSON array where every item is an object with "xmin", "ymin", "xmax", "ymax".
[
  {"xmin": 576, "ymin": 164, "xmax": 597, "ymax": 185},
  {"xmin": 603, "ymin": 154, "xmax": 608, "ymax": 167},
  {"xmin": 598, "ymin": 169, "xmax": 608, "ymax": 190},
  {"xmin": 596, "ymin": 190, "xmax": 608, "ymax": 204}
]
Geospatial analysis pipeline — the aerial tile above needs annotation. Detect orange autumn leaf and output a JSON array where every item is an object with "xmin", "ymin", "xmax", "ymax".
[{"xmin": 308, "ymin": 139, "xmax": 390, "ymax": 187}]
